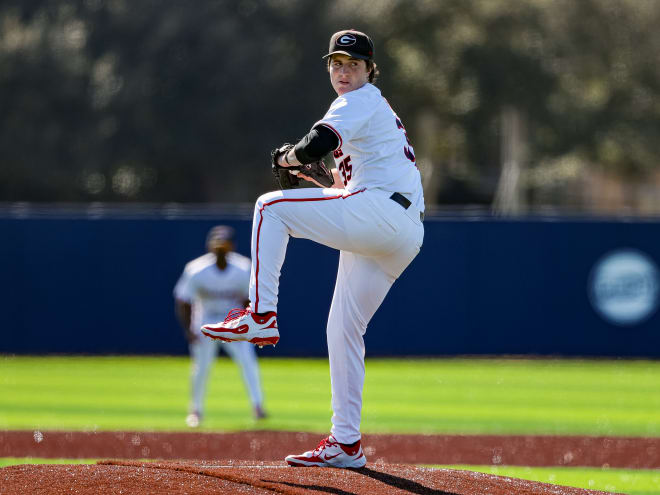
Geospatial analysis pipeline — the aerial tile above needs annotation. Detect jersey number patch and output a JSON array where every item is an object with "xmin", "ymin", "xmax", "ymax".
[
  {"xmin": 338, "ymin": 155, "xmax": 352, "ymax": 186},
  {"xmin": 396, "ymin": 117, "xmax": 416, "ymax": 163}
]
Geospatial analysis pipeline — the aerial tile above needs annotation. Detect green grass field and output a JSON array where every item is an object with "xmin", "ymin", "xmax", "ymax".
[
  {"xmin": 2, "ymin": 355, "xmax": 660, "ymax": 493},
  {"xmin": 442, "ymin": 465, "xmax": 660, "ymax": 495},
  {"xmin": 2, "ymin": 355, "xmax": 660, "ymax": 435}
]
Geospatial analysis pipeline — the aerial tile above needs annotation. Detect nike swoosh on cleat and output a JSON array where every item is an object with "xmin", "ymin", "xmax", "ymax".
[
  {"xmin": 323, "ymin": 452, "xmax": 341, "ymax": 460},
  {"xmin": 233, "ymin": 324, "xmax": 249, "ymax": 334}
]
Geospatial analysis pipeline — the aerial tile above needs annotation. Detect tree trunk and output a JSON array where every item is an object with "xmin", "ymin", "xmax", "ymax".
[
  {"xmin": 415, "ymin": 111, "xmax": 444, "ymax": 207},
  {"xmin": 493, "ymin": 106, "xmax": 527, "ymax": 215}
]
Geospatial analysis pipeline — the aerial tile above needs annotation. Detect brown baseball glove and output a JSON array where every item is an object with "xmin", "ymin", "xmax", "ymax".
[{"xmin": 271, "ymin": 144, "xmax": 335, "ymax": 189}]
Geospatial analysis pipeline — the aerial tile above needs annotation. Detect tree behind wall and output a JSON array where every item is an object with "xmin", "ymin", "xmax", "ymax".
[{"xmin": 1, "ymin": 0, "xmax": 659, "ymax": 212}]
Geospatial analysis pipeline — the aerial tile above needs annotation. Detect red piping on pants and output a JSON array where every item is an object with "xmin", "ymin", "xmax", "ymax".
[{"xmin": 254, "ymin": 189, "xmax": 365, "ymax": 312}]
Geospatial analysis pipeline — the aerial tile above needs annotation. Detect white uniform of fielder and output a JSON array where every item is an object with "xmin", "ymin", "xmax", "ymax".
[{"xmin": 174, "ymin": 248, "xmax": 265, "ymax": 426}]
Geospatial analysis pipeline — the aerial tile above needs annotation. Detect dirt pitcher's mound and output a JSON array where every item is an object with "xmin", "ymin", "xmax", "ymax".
[{"xmin": 1, "ymin": 460, "xmax": 620, "ymax": 495}]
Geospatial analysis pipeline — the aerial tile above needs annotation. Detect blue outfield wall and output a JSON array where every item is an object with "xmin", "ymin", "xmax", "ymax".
[{"xmin": 1, "ymin": 210, "xmax": 659, "ymax": 357}]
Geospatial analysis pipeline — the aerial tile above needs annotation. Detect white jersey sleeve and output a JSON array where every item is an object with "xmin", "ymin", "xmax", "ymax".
[
  {"xmin": 173, "ymin": 265, "xmax": 196, "ymax": 303},
  {"xmin": 315, "ymin": 92, "xmax": 376, "ymax": 145}
]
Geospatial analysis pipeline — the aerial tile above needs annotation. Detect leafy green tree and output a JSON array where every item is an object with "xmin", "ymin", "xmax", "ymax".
[
  {"xmin": 1, "ymin": 0, "xmax": 658, "ymax": 212},
  {"xmin": 339, "ymin": 0, "xmax": 660, "ymax": 211}
]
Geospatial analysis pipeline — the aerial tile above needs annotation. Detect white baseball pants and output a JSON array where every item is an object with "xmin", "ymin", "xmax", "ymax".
[
  {"xmin": 249, "ymin": 187, "xmax": 424, "ymax": 443},
  {"xmin": 189, "ymin": 338, "xmax": 264, "ymax": 415}
]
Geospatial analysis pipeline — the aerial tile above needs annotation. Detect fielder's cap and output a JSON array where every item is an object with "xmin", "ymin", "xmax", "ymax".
[
  {"xmin": 323, "ymin": 29, "xmax": 374, "ymax": 61},
  {"xmin": 206, "ymin": 225, "xmax": 234, "ymax": 245}
]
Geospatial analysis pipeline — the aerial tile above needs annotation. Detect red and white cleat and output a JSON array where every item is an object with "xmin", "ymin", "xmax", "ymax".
[
  {"xmin": 201, "ymin": 308, "xmax": 279, "ymax": 347},
  {"xmin": 285, "ymin": 436, "xmax": 367, "ymax": 468}
]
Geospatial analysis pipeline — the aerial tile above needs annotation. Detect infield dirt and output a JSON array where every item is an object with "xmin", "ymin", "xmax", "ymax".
[{"xmin": 2, "ymin": 430, "xmax": 652, "ymax": 494}]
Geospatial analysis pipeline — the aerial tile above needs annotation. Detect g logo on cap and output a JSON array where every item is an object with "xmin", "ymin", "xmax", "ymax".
[{"xmin": 337, "ymin": 34, "xmax": 357, "ymax": 46}]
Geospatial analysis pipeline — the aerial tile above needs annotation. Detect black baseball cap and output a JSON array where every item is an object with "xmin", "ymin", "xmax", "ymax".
[{"xmin": 323, "ymin": 29, "xmax": 374, "ymax": 61}]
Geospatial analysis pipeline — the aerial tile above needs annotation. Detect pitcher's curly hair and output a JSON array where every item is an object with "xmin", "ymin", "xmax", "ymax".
[{"xmin": 326, "ymin": 58, "xmax": 380, "ymax": 84}]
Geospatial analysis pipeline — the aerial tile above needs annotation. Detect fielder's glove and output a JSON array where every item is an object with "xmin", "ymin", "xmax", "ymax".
[{"xmin": 271, "ymin": 143, "xmax": 335, "ymax": 189}]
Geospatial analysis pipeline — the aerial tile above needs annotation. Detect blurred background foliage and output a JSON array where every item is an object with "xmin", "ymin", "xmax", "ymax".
[{"xmin": 1, "ymin": 0, "xmax": 659, "ymax": 213}]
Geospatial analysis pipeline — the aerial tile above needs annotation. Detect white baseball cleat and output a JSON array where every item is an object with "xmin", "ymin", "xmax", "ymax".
[
  {"xmin": 185, "ymin": 412, "xmax": 201, "ymax": 428},
  {"xmin": 201, "ymin": 308, "xmax": 279, "ymax": 347},
  {"xmin": 285, "ymin": 435, "xmax": 367, "ymax": 468}
]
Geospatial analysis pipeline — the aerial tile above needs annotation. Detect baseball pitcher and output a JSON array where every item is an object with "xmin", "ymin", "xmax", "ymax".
[{"xmin": 203, "ymin": 30, "xmax": 424, "ymax": 467}]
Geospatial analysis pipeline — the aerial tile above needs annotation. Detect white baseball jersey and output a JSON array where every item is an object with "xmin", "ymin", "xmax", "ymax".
[
  {"xmin": 174, "ymin": 252, "xmax": 251, "ymax": 335},
  {"xmin": 315, "ymin": 82, "xmax": 424, "ymax": 212}
]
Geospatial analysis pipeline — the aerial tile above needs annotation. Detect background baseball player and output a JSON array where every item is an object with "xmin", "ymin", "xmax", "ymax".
[
  {"xmin": 174, "ymin": 225, "xmax": 266, "ymax": 427},
  {"xmin": 203, "ymin": 29, "xmax": 424, "ymax": 467}
]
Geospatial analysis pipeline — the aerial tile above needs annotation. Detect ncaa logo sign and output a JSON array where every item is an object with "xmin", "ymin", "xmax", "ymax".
[
  {"xmin": 337, "ymin": 34, "xmax": 357, "ymax": 46},
  {"xmin": 588, "ymin": 248, "xmax": 660, "ymax": 326}
]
